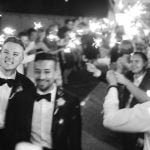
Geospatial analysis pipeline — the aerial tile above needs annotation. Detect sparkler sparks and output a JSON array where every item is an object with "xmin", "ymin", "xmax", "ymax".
[
  {"xmin": 115, "ymin": 1, "xmax": 146, "ymax": 39},
  {"xmin": 92, "ymin": 38, "xmax": 102, "ymax": 48},
  {"xmin": 0, "ymin": 34, "xmax": 5, "ymax": 45},
  {"xmin": 34, "ymin": 22, "xmax": 43, "ymax": 30},
  {"xmin": 47, "ymin": 34, "xmax": 59, "ymax": 41},
  {"xmin": 3, "ymin": 27, "xmax": 16, "ymax": 35}
]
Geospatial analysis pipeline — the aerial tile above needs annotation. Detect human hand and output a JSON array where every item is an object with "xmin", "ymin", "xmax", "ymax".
[
  {"xmin": 86, "ymin": 62, "xmax": 102, "ymax": 77},
  {"xmin": 116, "ymin": 57, "xmax": 124, "ymax": 73},
  {"xmin": 106, "ymin": 70, "xmax": 117, "ymax": 85},
  {"xmin": 120, "ymin": 55, "xmax": 131, "ymax": 70},
  {"xmin": 114, "ymin": 72, "xmax": 127, "ymax": 85}
]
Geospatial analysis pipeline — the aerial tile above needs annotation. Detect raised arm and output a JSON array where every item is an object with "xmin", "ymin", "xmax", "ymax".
[
  {"xmin": 103, "ymin": 70, "xmax": 150, "ymax": 132},
  {"xmin": 115, "ymin": 72, "xmax": 150, "ymax": 103}
]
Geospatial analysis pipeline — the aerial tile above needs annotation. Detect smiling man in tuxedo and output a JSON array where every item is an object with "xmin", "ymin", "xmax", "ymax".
[
  {"xmin": 0, "ymin": 37, "xmax": 36, "ymax": 150},
  {"xmin": 31, "ymin": 52, "xmax": 81, "ymax": 150}
]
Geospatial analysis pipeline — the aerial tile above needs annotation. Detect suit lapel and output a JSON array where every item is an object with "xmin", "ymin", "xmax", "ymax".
[
  {"xmin": 9, "ymin": 72, "xmax": 22, "ymax": 100},
  {"xmin": 139, "ymin": 71, "xmax": 150, "ymax": 90},
  {"xmin": 53, "ymin": 87, "xmax": 62, "ymax": 116}
]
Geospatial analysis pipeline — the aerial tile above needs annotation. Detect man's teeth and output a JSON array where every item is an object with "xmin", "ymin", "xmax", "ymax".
[{"xmin": 5, "ymin": 61, "xmax": 13, "ymax": 65}]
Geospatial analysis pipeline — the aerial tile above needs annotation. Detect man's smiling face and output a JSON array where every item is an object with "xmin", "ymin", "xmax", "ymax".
[{"xmin": 0, "ymin": 42, "xmax": 24, "ymax": 71}]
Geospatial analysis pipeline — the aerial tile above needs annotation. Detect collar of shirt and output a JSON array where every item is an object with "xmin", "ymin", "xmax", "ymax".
[
  {"xmin": 134, "ymin": 72, "xmax": 146, "ymax": 87},
  {"xmin": 0, "ymin": 69, "xmax": 16, "ymax": 80},
  {"xmin": 37, "ymin": 84, "xmax": 57, "ymax": 103}
]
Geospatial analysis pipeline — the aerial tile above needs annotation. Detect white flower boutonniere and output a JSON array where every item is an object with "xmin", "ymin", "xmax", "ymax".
[
  {"xmin": 56, "ymin": 97, "xmax": 66, "ymax": 107},
  {"xmin": 16, "ymin": 85, "xmax": 23, "ymax": 93},
  {"xmin": 9, "ymin": 85, "xmax": 24, "ymax": 100}
]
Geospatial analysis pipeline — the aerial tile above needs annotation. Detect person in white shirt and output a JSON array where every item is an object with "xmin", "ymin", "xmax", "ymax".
[
  {"xmin": 0, "ymin": 37, "xmax": 36, "ymax": 150},
  {"xmin": 31, "ymin": 53, "xmax": 81, "ymax": 150},
  {"xmin": 103, "ymin": 70, "xmax": 150, "ymax": 150}
]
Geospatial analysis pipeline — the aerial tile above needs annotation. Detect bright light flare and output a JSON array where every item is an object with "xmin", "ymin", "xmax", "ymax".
[
  {"xmin": 64, "ymin": 48, "xmax": 71, "ymax": 53},
  {"xmin": 89, "ymin": 20, "xmax": 100, "ymax": 32},
  {"xmin": 115, "ymin": 1, "xmax": 146, "ymax": 40},
  {"xmin": 47, "ymin": 34, "xmax": 59, "ymax": 41},
  {"xmin": 73, "ymin": 39, "xmax": 81, "ymax": 45},
  {"xmin": 67, "ymin": 41, "xmax": 76, "ymax": 49},
  {"xmin": 109, "ymin": 32, "xmax": 117, "ymax": 48},
  {"xmin": 34, "ymin": 22, "xmax": 43, "ymax": 30},
  {"xmin": 68, "ymin": 32, "xmax": 76, "ymax": 39},
  {"xmin": 92, "ymin": 38, "xmax": 102, "ymax": 48},
  {"xmin": 118, "ymin": 0, "xmax": 124, "ymax": 10},
  {"xmin": 76, "ymin": 29, "xmax": 84, "ymax": 35},
  {"xmin": 3, "ymin": 27, "xmax": 16, "ymax": 35},
  {"xmin": 0, "ymin": 34, "xmax": 5, "ymax": 45}
]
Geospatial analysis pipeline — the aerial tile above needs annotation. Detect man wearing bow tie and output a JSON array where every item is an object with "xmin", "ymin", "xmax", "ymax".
[
  {"xmin": 31, "ymin": 53, "xmax": 81, "ymax": 150},
  {"xmin": 0, "ymin": 37, "xmax": 36, "ymax": 150}
]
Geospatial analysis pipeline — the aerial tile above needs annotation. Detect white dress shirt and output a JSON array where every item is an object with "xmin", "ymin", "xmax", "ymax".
[
  {"xmin": 103, "ymin": 87, "xmax": 150, "ymax": 150},
  {"xmin": 0, "ymin": 70, "xmax": 16, "ymax": 128},
  {"xmin": 31, "ymin": 84, "xmax": 57, "ymax": 149}
]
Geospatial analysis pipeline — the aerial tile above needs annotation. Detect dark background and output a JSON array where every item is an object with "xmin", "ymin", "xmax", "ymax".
[{"xmin": 0, "ymin": 0, "xmax": 109, "ymax": 17}]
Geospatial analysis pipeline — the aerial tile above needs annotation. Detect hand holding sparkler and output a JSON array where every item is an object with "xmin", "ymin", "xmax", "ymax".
[{"xmin": 86, "ymin": 62, "xmax": 102, "ymax": 77}]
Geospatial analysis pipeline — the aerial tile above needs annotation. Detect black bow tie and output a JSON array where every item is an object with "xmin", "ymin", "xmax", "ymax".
[
  {"xmin": 36, "ymin": 93, "xmax": 51, "ymax": 102},
  {"xmin": 0, "ymin": 78, "xmax": 15, "ymax": 87}
]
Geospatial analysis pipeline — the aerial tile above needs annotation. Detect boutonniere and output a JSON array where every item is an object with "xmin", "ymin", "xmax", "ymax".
[
  {"xmin": 56, "ymin": 97, "xmax": 66, "ymax": 107},
  {"xmin": 9, "ymin": 85, "xmax": 24, "ymax": 100},
  {"xmin": 16, "ymin": 85, "xmax": 23, "ymax": 93},
  {"xmin": 54, "ymin": 97, "xmax": 66, "ymax": 115}
]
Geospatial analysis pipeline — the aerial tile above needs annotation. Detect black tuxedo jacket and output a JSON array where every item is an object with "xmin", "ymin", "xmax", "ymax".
[
  {"xmin": 2, "ymin": 72, "xmax": 36, "ymax": 150},
  {"xmin": 37, "ymin": 87, "xmax": 82, "ymax": 150}
]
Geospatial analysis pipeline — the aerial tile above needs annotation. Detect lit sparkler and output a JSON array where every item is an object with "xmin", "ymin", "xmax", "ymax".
[
  {"xmin": 3, "ymin": 27, "xmax": 16, "ymax": 35},
  {"xmin": 109, "ymin": 32, "xmax": 117, "ymax": 48},
  {"xmin": 47, "ymin": 34, "xmax": 59, "ymax": 41},
  {"xmin": 115, "ymin": 1, "xmax": 146, "ymax": 39},
  {"xmin": 92, "ymin": 37, "xmax": 102, "ymax": 48},
  {"xmin": 89, "ymin": 20, "xmax": 101, "ymax": 33},
  {"xmin": 64, "ymin": 48, "xmax": 71, "ymax": 53},
  {"xmin": 0, "ymin": 34, "xmax": 5, "ymax": 45},
  {"xmin": 34, "ymin": 22, "xmax": 43, "ymax": 30}
]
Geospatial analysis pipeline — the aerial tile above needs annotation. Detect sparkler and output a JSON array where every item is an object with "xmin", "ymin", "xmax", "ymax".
[
  {"xmin": 34, "ymin": 22, "xmax": 43, "ymax": 30},
  {"xmin": 3, "ymin": 27, "xmax": 16, "ymax": 35},
  {"xmin": 64, "ymin": 48, "xmax": 71, "ymax": 53},
  {"xmin": 92, "ymin": 38, "xmax": 102, "ymax": 48},
  {"xmin": 115, "ymin": 1, "xmax": 146, "ymax": 40},
  {"xmin": 0, "ymin": 34, "xmax": 5, "ymax": 46},
  {"xmin": 47, "ymin": 34, "xmax": 59, "ymax": 41},
  {"xmin": 89, "ymin": 20, "xmax": 101, "ymax": 33}
]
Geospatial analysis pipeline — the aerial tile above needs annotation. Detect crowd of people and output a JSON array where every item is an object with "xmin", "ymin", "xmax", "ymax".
[{"xmin": 0, "ymin": 16, "xmax": 150, "ymax": 150}]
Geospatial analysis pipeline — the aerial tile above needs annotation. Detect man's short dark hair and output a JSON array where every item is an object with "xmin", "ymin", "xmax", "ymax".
[
  {"xmin": 27, "ymin": 28, "xmax": 37, "ymax": 36},
  {"xmin": 18, "ymin": 31, "xmax": 28, "ymax": 38},
  {"xmin": 132, "ymin": 51, "xmax": 148, "ymax": 63},
  {"xmin": 4, "ymin": 36, "xmax": 25, "ymax": 50},
  {"xmin": 35, "ymin": 52, "xmax": 58, "ymax": 63}
]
